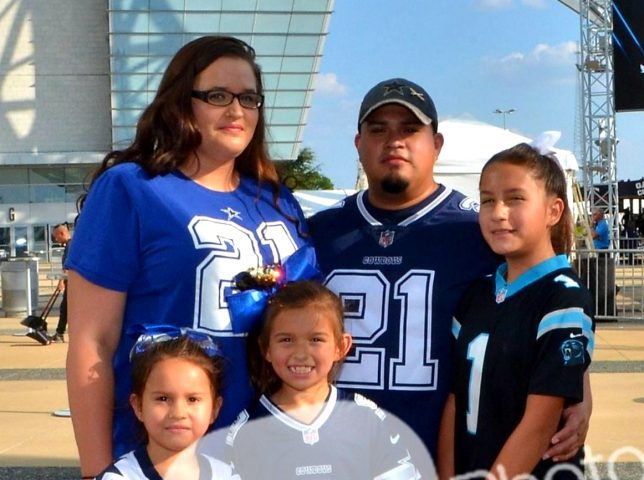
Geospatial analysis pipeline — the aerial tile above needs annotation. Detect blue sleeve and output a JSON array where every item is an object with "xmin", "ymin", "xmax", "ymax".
[{"xmin": 65, "ymin": 167, "xmax": 142, "ymax": 292}]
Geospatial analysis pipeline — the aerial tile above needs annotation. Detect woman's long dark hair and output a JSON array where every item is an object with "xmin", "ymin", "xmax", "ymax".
[{"xmin": 78, "ymin": 36, "xmax": 281, "ymax": 210}]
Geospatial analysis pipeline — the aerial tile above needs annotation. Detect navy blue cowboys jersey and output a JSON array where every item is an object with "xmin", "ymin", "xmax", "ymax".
[
  {"xmin": 226, "ymin": 386, "xmax": 419, "ymax": 479},
  {"xmin": 310, "ymin": 186, "xmax": 498, "ymax": 461},
  {"xmin": 452, "ymin": 255, "xmax": 594, "ymax": 479}
]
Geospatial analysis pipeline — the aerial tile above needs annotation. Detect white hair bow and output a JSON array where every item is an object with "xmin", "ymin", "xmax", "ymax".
[{"xmin": 529, "ymin": 131, "xmax": 561, "ymax": 156}]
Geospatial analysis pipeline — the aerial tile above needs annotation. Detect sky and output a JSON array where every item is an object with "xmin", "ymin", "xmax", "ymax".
[{"xmin": 300, "ymin": 0, "xmax": 643, "ymax": 190}]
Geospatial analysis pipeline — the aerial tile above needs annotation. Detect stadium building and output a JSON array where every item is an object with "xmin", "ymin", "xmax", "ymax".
[{"xmin": 0, "ymin": 0, "xmax": 334, "ymax": 259}]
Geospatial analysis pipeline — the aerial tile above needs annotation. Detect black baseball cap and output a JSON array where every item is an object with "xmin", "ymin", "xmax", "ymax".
[{"xmin": 358, "ymin": 78, "xmax": 438, "ymax": 131}]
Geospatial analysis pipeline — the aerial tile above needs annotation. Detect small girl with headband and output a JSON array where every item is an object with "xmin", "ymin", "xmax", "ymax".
[
  {"xmin": 438, "ymin": 143, "xmax": 594, "ymax": 479},
  {"xmin": 95, "ymin": 327, "xmax": 237, "ymax": 480}
]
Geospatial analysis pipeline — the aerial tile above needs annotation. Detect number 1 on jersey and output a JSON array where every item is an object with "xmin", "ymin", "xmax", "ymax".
[{"xmin": 466, "ymin": 333, "xmax": 489, "ymax": 434}]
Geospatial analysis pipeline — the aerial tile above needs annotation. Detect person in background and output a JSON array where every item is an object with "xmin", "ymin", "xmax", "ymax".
[
  {"xmin": 591, "ymin": 208, "xmax": 610, "ymax": 250},
  {"xmin": 310, "ymin": 78, "xmax": 591, "ymax": 469},
  {"xmin": 65, "ymin": 36, "xmax": 309, "ymax": 479},
  {"xmin": 590, "ymin": 207, "xmax": 618, "ymax": 314},
  {"xmin": 50, "ymin": 223, "xmax": 71, "ymax": 343}
]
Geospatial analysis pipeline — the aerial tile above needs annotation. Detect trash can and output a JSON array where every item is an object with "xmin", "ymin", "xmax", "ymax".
[{"xmin": 1, "ymin": 257, "xmax": 39, "ymax": 315}]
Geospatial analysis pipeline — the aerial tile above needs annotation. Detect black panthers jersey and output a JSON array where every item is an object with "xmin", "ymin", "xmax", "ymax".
[{"xmin": 452, "ymin": 255, "xmax": 594, "ymax": 479}]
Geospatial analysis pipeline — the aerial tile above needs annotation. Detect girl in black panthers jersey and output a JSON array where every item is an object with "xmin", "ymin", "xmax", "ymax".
[{"xmin": 438, "ymin": 143, "xmax": 594, "ymax": 480}]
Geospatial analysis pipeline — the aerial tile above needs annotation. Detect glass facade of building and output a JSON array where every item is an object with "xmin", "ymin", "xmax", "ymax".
[
  {"xmin": 0, "ymin": 166, "xmax": 95, "ymax": 206},
  {"xmin": 0, "ymin": 1, "xmax": 333, "ymax": 256},
  {"xmin": 109, "ymin": 0, "xmax": 334, "ymax": 160}
]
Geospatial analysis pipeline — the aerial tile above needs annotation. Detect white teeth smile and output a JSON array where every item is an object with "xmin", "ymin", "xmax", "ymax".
[{"xmin": 289, "ymin": 366, "xmax": 313, "ymax": 374}]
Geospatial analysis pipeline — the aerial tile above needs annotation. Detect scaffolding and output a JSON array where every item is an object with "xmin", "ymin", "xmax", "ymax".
[
  {"xmin": 577, "ymin": 0, "xmax": 620, "ymax": 248},
  {"xmin": 573, "ymin": 181, "xmax": 595, "ymax": 250}
]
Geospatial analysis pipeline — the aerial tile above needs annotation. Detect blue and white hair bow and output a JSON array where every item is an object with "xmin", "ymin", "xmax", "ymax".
[
  {"xmin": 127, "ymin": 324, "xmax": 223, "ymax": 361},
  {"xmin": 225, "ymin": 245, "xmax": 322, "ymax": 334}
]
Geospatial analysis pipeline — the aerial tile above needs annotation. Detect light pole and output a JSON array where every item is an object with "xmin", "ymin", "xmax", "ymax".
[{"xmin": 493, "ymin": 108, "xmax": 515, "ymax": 130}]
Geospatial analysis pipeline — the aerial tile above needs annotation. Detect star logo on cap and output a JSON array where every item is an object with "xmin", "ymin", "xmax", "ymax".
[
  {"xmin": 409, "ymin": 87, "xmax": 425, "ymax": 101},
  {"xmin": 382, "ymin": 80, "xmax": 405, "ymax": 96}
]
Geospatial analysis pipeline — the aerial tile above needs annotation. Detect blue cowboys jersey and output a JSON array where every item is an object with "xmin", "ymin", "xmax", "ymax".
[
  {"xmin": 95, "ymin": 446, "xmax": 237, "ymax": 480},
  {"xmin": 452, "ymin": 255, "xmax": 594, "ymax": 479},
  {"xmin": 67, "ymin": 163, "xmax": 309, "ymax": 458},
  {"xmin": 309, "ymin": 186, "xmax": 498, "ymax": 461},
  {"xmin": 226, "ymin": 386, "xmax": 420, "ymax": 479}
]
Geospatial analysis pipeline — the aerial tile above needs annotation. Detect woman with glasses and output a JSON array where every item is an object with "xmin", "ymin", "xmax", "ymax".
[{"xmin": 65, "ymin": 36, "xmax": 309, "ymax": 479}]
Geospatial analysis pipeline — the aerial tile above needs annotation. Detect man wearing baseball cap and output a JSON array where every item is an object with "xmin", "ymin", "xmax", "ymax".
[
  {"xmin": 354, "ymin": 78, "xmax": 441, "ymax": 209},
  {"xmin": 310, "ymin": 78, "xmax": 590, "ymax": 474}
]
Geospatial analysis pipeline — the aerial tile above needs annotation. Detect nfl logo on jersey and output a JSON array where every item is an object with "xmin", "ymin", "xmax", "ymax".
[
  {"xmin": 379, "ymin": 230, "xmax": 395, "ymax": 248},
  {"xmin": 302, "ymin": 428, "xmax": 320, "ymax": 445}
]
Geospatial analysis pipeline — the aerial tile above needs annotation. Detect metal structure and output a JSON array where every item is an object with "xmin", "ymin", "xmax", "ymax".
[{"xmin": 575, "ymin": 0, "xmax": 620, "ymax": 247}]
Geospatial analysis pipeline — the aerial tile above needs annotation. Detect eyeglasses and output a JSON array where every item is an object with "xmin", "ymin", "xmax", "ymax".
[{"xmin": 191, "ymin": 89, "xmax": 264, "ymax": 109}]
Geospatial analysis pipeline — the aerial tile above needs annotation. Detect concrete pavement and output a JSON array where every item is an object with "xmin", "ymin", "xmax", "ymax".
[{"xmin": 1, "ymin": 308, "xmax": 643, "ymax": 479}]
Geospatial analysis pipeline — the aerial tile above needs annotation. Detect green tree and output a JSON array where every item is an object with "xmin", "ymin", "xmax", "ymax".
[{"xmin": 276, "ymin": 147, "xmax": 334, "ymax": 190}]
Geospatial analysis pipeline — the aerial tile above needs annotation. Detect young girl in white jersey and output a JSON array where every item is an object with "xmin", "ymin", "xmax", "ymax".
[
  {"xmin": 438, "ymin": 143, "xmax": 594, "ymax": 480},
  {"xmin": 226, "ymin": 280, "xmax": 421, "ymax": 479},
  {"xmin": 96, "ymin": 327, "xmax": 236, "ymax": 480}
]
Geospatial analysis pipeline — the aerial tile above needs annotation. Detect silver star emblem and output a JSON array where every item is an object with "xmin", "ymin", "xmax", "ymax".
[
  {"xmin": 221, "ymin": 207, "xmax": 242, "ymax": 222},
  {"xmin": 382, "ymin": 81, "xmax": 405, "ymax": 96},
  {"xmin": 408, "ymin": 87, "xmax": 425, "ymax": 101}
]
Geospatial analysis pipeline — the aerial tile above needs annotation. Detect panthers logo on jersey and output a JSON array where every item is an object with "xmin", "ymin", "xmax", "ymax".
[{"xmin": 560, "ymin": 338, "xmax": 585, "ymax": 366}]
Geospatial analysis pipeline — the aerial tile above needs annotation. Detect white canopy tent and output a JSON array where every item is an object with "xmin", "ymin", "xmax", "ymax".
[
  {"xmin": 295, "ymin": 119, "xmax": 579, "ymax": 216},
  {"xmin": 293, "ymin": 189, "xmax": 356, "ymax": 218},
  {"xmin": 435, "ymin": 119, "xmax": 579, "ymax": 200}
]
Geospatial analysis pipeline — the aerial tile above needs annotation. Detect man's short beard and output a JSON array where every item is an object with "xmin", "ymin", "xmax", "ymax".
[{"xmin": 381, "ymin": 174, "xmax": 409, "ymax": 194}]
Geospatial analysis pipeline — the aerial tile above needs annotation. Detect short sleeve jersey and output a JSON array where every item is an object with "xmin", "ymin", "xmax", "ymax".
[
  {"xmin": 309, "ymin": 186, "xmax": 499, "ymax": 459},
  {"xmin": 66, "ymin": 163, "xmax": 309, "ymax": 457},
  {"xmin": 452, "ymin": 255, "xmax": 594, "ymax": 479},
  {"xmin": 226, "ymin": 386, "xmax": 419, "ymax": 479}
]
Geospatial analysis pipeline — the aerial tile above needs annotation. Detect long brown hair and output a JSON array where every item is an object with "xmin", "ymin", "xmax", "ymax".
[
  {"xmin": 481, "ymin": 143, "xmax": 574, "ymax": 255},
  {"xmin": 80, "ymin": 35, "xmax": 280, "ymax": 208}
]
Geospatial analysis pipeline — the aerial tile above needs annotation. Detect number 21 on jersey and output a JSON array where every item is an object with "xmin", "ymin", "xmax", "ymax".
[
  {"xmin": 189, "ymin": 216, "xmax": 297, "ymax": 335},
  {"xmin": 325, "ymin": 269, "xmax": 439, "ymax": 391}
]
